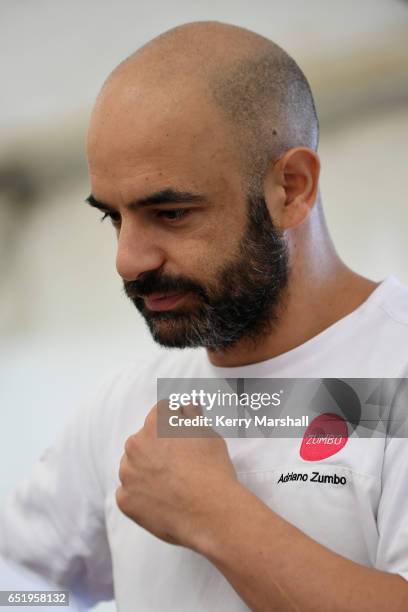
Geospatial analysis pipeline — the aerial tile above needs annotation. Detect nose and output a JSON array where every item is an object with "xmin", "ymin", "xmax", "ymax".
[{"xmin": 115, "ymin": 222, "xmax": 165, "ymax": 281}]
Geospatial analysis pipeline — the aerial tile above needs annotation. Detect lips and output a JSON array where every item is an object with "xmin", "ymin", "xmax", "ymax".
[{"xmin": 144, "ymin": 292, "xmax": 188, "ymax": 312}]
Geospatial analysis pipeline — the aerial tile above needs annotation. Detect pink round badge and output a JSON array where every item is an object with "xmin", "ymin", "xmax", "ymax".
[{"xmin": 300, "ymin": 412, "xmax": 348, "ymax": 461}]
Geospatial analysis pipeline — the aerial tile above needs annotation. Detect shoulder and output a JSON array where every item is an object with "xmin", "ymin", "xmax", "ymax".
[
  {"xmin": 377, "ymin": 276, "xmax": 408, "ymax": 328},
  {"xmin": 363, "ymin": 276, "xmax": 408, "ymax": 376}
]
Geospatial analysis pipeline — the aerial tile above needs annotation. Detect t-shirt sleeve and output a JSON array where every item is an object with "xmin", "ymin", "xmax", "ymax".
[
  {"xmin": 375, "ymin": 436, "xmax": 408, "ymax": 581},
  {"xmin": 0, "ymin": 376, "xmax": 118, "ymax": 608}
]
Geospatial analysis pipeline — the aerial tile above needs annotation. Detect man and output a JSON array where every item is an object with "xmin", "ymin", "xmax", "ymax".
[{"xmin": 1, "ymin": 20, "xmax": 408, "ymax": 611}]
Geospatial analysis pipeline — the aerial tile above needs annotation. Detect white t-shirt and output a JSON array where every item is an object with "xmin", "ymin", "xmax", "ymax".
[{"xmin": 1, "ymin": 275, "xmax": 408, "ymax": 611}]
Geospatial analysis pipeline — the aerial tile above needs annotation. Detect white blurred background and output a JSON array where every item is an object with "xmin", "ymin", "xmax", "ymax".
[{"xmin": 1, "ymin": 1, "xmax": 408, "ymax": 610}]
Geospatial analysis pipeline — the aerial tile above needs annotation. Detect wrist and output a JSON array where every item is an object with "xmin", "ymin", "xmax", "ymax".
[{"xmin": 188, "ymin": 479, "xmax": 253, "ymax": 560}]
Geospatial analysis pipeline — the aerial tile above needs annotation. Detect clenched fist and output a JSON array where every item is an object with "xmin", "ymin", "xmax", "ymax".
[{"xmin": 116, "ymin": 400, "xmax": 239, "ymax": 551}]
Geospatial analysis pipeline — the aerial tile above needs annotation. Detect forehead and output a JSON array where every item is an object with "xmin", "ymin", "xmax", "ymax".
[{"xmin": 86, "ymin": 75, "xmax": 241, "ymax": 198}]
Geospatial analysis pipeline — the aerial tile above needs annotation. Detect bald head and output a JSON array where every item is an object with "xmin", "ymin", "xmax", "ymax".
[
  {"xmin": 100, "ymin": 21, "xmax": 319, "ymax": 193},
  {"xmin": 86, "ymin": 22, "xmax": 331, "ymax": 354}
]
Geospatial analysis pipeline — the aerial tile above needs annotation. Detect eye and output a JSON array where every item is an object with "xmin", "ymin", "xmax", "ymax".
[
  {"xmin": 100, "ymin": 211, "xmax": 121, "ymax": 226},
  {"xmin": 156, "ymin": 208, "xmax": 191, "ymax": 221}
]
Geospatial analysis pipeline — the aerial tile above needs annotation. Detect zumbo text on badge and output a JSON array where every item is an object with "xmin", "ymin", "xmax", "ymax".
[{"xmin": 278, "ymin": 471, "xmax": 347, "ymax": 485}]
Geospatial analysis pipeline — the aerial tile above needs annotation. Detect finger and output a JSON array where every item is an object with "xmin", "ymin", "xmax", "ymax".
[
  {"xmin": 178, "ymin": 403, "xmax": 221, "ymax": 438},
  {"xmin": 116, "ymin": 485, "xmax": 131, "ymax": 516},
  {"xmin": 124, "ymin": 434, "xmax": 137, "ymax": 456},
  {"xmin": 118, "ymin": 454, "xmax": 131, "ymax": 485}
]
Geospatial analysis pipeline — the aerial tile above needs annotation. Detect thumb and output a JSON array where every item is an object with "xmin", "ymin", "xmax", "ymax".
[
  {"xmin": 179, "ymin": 402, "xmax": 220, "ymax": 438},
  {"xmin": 179, "ymin": 401, "xmax": 203, "ymax": 418}
]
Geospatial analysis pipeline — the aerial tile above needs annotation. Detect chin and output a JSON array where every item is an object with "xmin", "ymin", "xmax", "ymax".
[{"xmin": 146, "ymin": 317, "xmax": 198, "ymax": 349}]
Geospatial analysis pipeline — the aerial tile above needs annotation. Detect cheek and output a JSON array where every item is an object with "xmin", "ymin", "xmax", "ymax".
[
  {"xmin": 173, "ymin": 240, "xmax": 221, "ymax": 279},
  {"xmin": 170, "ymin": 239, "xmax": 239, "ymax": 289},
  {"xmin": 162, "ymin": 203, "xmax": 247, "ymax": 278}
]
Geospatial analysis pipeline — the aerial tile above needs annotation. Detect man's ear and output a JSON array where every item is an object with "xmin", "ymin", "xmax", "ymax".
[{"xmin": 263, "ymin": 147, "xmax": 320, "ymax": 229}]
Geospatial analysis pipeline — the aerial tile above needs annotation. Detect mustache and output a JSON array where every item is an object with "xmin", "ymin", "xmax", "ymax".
[{"xmin": 123, "ymin": 270, "xmax": 209, "ymax": 302}]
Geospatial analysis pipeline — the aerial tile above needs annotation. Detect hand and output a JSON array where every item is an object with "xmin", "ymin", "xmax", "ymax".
[{"xmin": 116, "ymin": 400, "xmax": 239, "ymax": 549}]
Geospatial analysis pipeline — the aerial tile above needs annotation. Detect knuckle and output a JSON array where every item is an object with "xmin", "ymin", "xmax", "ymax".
[
  {"xmin": 118, "ymin": 457, "xmax": 131, "ymax": 485},
  {"xmin": 115, "ymin": 486, "xmax": 129, "ymax": 512},
  {"xmin": 124, "ymin": 434, "xmax": 137, "ymax": 456}
]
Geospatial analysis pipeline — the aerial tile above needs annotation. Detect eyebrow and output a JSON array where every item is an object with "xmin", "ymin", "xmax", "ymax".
[{"xmin": 85, "ymin": 189, "xmax": 206, "ymax": 213}]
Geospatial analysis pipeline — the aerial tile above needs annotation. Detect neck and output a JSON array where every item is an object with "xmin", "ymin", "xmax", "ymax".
[{"xmin": 207, "ymin": 203, "xmax": 379, "ymax": 368}]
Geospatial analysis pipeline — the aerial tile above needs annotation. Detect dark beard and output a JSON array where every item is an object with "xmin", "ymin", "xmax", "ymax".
[{"xmin": 123, "ymin": 195, "xmax": 289, "ymax": 350}]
